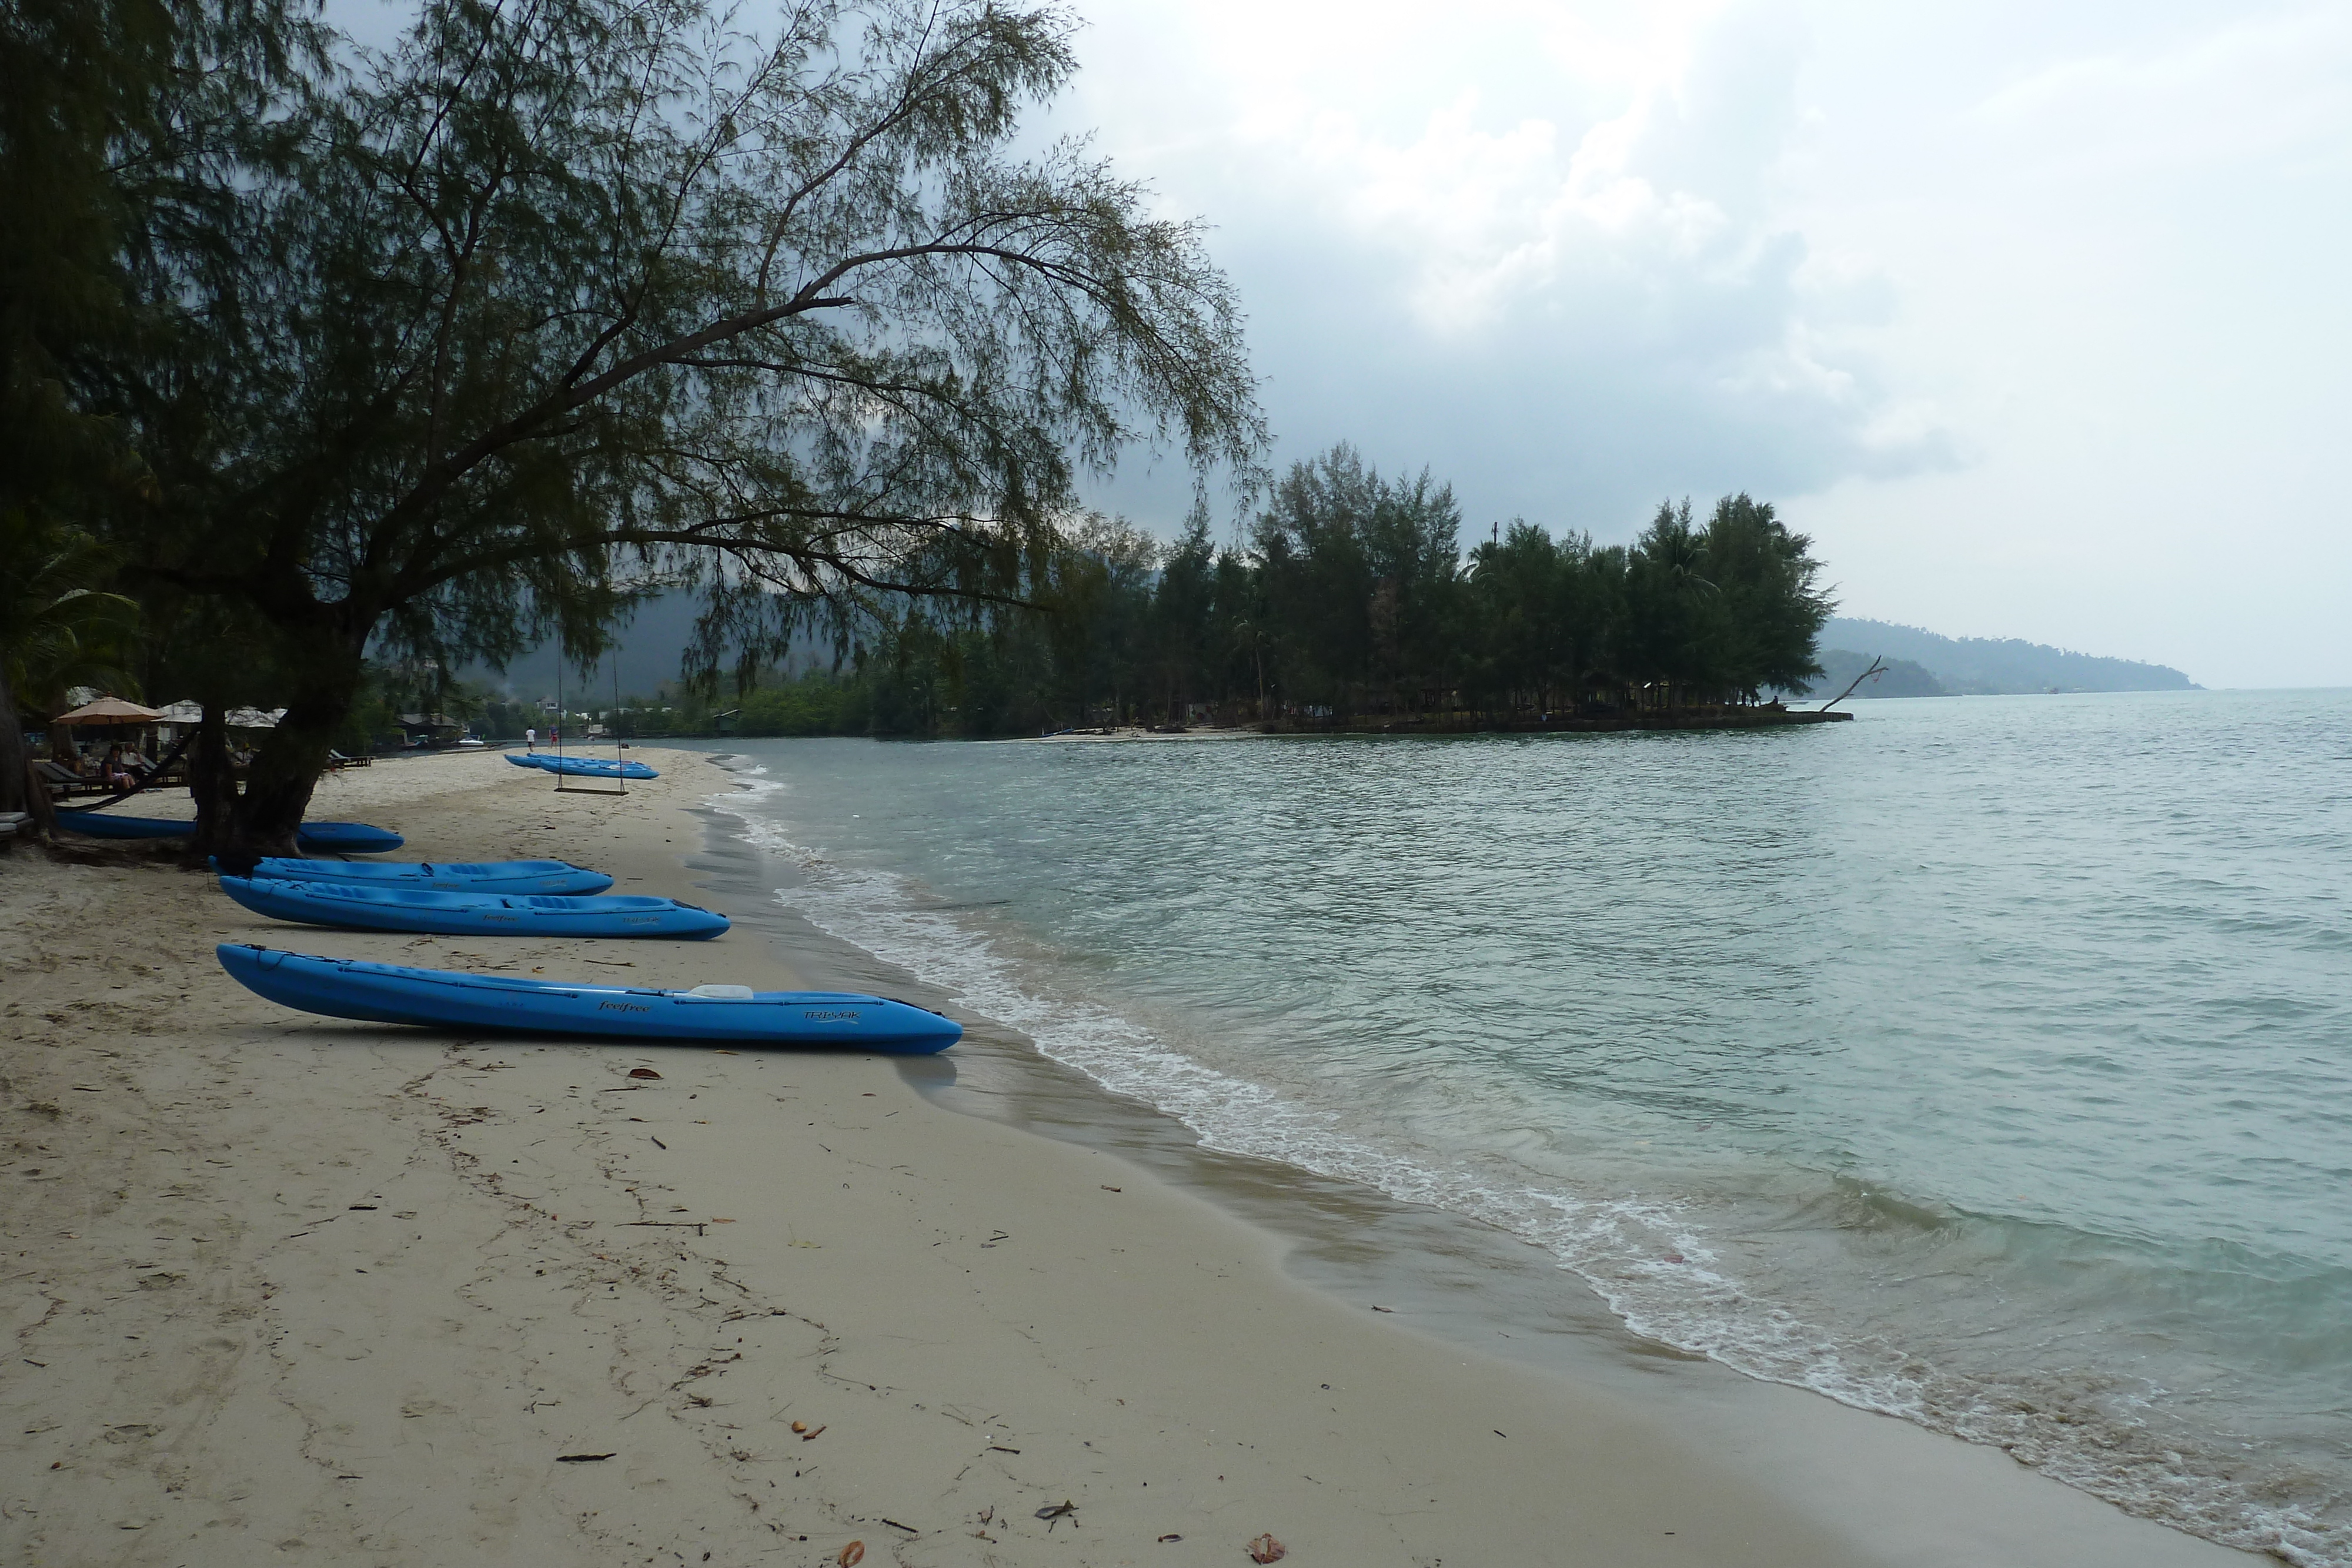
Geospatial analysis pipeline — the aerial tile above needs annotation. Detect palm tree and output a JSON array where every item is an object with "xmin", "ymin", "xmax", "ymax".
[{"xmin": 0, "ymin": 509, "xmax": 140, "ymax": 814}]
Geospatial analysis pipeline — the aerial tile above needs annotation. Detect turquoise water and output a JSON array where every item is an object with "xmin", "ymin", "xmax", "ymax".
[{"xmin": 701, "ymin": 690, "xmax": 2352, "ymax": 1563}]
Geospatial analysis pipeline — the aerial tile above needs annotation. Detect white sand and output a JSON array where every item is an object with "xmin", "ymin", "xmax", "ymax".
[{"xmin": 0, "ymin": 749, "xmax": 2262, "ymax": 1565}]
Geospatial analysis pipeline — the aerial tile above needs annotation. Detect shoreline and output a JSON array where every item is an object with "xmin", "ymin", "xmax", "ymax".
[
  {"xmin": 0, "ymin": 747, "xmax": 2260, "ymax": 1565},
  {"xmin": 684, "ymin": 748, "xmax": 2280, "ymax": 1568}
]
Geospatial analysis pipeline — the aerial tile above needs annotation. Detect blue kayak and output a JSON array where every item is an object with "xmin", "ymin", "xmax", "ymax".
[
  {"xmin": 507, "ymin": 753, "xmax": 659, "ymax": 780},
  {"xmin": 241, "ymin": 858, "xmax": 615, "ymax": 894},
  {"xmin": 293, "ymin": 821, "xmax": 404, "ymax": 852},
  {"xmin": 54, "ymin": 812, "xmax": 192, "ymax": 840},
  {"xmin": 58, "ymin": 812, "xmax": 403, "ymax": 851},
  {"xmin": 552, "ymin": 757, "xmax": 658, "ymax": 779},
  {"xmin": 216, "ymin": 944, "xmax": 961, "ymax": 1053},
  {"xmin": 219, "ymin": 876, "xmax": 729, "ymax": 938}
]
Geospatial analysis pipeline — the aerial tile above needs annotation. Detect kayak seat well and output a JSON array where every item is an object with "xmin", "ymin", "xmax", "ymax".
[{"xmin": 294, "ymin": 884, "xmax": 471, "ymax": 908}]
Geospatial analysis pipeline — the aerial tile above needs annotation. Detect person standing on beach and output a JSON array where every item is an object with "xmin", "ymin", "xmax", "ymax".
[{"xmin": 526, "ymin": 727, "xmax": 536, "ymax": 751}]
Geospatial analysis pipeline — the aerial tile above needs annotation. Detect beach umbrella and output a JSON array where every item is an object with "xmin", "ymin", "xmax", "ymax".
[
  {"xmin": 52, "ymin": 696, "xmax": 163, "ymax": 724},
  {"xmin": 148, "ymin": 700, "xmax": 284, "ymax": 730}
]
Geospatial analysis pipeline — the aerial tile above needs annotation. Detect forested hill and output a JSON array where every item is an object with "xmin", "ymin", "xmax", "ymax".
[{"xmin": 1820, "ymin": 618, "xmax": 2196, "ymax": 694}]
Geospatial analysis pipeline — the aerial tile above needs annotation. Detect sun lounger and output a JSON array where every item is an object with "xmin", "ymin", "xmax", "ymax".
[{"xmin": 33, "ymin": 760, "xmax": 113, "ymax": 801}]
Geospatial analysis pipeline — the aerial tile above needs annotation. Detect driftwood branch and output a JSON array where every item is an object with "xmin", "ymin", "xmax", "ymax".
[{"xmin": 1818, "ymin": 656, "xmax": 1888, "ymax": 711}]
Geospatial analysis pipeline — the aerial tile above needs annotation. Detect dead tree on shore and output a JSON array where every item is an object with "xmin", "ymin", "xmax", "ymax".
[{"xmin": 1818, "ymin": 657, "xmax": 1889, "ymax": 711}]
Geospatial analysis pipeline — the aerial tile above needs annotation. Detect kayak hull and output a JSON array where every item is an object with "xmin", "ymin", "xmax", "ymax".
[
  {"xmin": 55, "ymin": 812, "xmax": 189, "ymax": 840},
  {"xmin": 240, "ymin": 858, "xmax": 615, "ymax": 895},
  {"xmin": 216, "ymin": 944, "xmax": 960, "ymax": 1052},
  {"xmin": 58, "ymin": 813, "xmax": 402, "ymax": 851},
  {"xmin": 218, "ymin": 876, "xmax": 729, "ymax": 939}
]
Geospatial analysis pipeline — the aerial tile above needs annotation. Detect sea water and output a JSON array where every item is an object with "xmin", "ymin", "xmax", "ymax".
[{"xmin": 698, "ymin": 689, "xmax": 2352, "ymax": 1563}]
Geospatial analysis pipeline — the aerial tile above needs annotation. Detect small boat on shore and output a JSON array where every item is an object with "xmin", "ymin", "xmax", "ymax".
[
  {"xmin": 219, "ymin": 877, "xmax": 728, "ymax": 939},
  {"xmin": 240, "ymin": 858, "xmax": 615, "ymax": 894},
  {"xmin": 216, "ymin": 944, "xmax": 961, "ymax": 1052},
  {"xmin": 58, "ymin": 813, "xmax": 403, "ymax": 851},
  {"xmin": 53, "ymin": 812, "xmax": 194, "ymax": 840},
  {"xmin": 506, "ymin": 753, "xmax": 659, "ymax": 780},
  {"xmin": 286, "ymin": 821, "xmax": 404, "ymax": 852}
]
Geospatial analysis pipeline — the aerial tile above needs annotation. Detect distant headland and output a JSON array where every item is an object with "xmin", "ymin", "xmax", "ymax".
[{"xmin": 1805, "ymin": 618, "xmax": 2197, "ymax": 698}]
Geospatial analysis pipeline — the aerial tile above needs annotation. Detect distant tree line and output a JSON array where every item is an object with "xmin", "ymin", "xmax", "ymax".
[{"xmin": 717, "ymin": 445, "xmax": 1835, "ymax": 738}]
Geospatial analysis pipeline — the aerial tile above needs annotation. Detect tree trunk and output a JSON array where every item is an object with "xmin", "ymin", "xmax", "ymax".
[
  {"xmin": 0, "ymin": 669, "xmax": 25, "ymax": 815},
  {"xmin": 232, "ymin": 648, "xmax": 365, "ymax": 854},
  {"xmin": 188, "ymin": 701, "xmax": 239, "ymax": 861},
  {"xmin": 12, "ymin": 664, "xmax": 58, "ymax": 841},
  {"xmin": 191, "ymin": 635, "xmax": 368, "ymax": 863},
  {"xmin": 19, "ymin": 758, "xmax": 59, "ymax": 840}
]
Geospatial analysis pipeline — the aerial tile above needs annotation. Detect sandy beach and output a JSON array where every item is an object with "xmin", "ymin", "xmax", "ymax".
[{"xmin": 1, "ymin": 748, "xmax": 2264, "ymax": 1566}]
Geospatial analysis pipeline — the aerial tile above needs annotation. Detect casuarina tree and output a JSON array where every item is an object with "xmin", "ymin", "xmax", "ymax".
[{"xmin": 91, "ymin": 0, "xmax": 1262, "ymax": 852}]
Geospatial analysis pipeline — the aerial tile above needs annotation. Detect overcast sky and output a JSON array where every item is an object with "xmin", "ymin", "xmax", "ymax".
[{"xmin": 1047, "ymin": 0, "xmax": 2352, "ymax": 688}]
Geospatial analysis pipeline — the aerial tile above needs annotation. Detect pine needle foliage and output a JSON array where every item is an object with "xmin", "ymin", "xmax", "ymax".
[{"xmin": 88, "ymin": 0, "xmax": 1262, "ymax": 846}]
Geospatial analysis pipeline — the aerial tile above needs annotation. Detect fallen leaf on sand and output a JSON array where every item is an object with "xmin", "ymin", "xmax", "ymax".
[
  {"xmin": 1035, "ymin": 1500, "xmax": 1078, "ymax": 1528},
  {"xmin": 837, "ymin": 1542, "xmax": 864, "ymax": 1567},
  {"xmin": 799, "ymin": 1425, "xmax": 826, "ymax": 1441},
  {"xmin": 629, "ymin": 1067, "xmax": 662, "ymax": 1079},
  {"xmin": 1247, "ymin": 1533, "xmax": 1287, "ymax": 1563},
  {"xmin": 555, "ymin": 1452, "xmax": 615, "ymax": 1463},
  {"xmin": 1159, "ymin": 1533, "xmax": 1183, "ymax": 1542}
]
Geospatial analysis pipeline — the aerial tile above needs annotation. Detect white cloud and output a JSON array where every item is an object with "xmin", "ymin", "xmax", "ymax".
[
  {"xmin": 1063, "ymin": 0, "xmax": 2352, "ymax": 683},
  {"xmin": 1068, "ymin": 0, "xmax": 1955, "ymax": 529}
]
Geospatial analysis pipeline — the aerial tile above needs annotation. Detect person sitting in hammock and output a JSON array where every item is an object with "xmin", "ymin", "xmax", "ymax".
[{"xmin": 102, "ymin": 744, "xmax": 139, "ymax": 792}]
